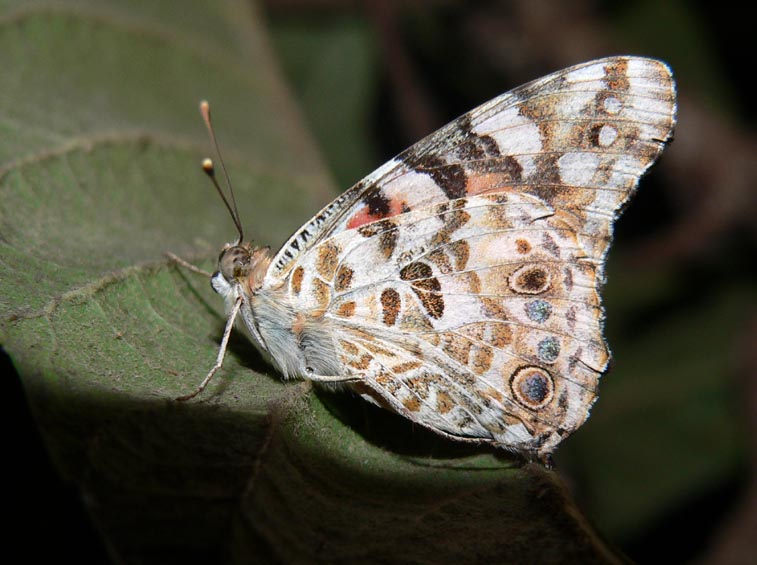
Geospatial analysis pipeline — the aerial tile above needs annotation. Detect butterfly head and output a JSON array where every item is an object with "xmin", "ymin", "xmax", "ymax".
[
  {"xmin": 197, "ymin": 100, "xmax": 273, "ymax": 297},
  {"xmin": 211, "ymin": 243, "xmax": 271, "ymax": 296}
]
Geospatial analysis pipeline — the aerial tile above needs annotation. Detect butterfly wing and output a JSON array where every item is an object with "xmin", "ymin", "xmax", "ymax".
[
  {"xmin": 268, "ymin": 56, "xmax": 676, "ymax": 281},
  {"xmin": 266, "ymin": 56, "xmax": 676, "ymax": 455}
]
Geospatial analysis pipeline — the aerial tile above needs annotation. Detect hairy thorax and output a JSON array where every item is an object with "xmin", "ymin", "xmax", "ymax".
[{"xmin": 212, "ymin": 242, "xmax": 340, "ymax": 381}]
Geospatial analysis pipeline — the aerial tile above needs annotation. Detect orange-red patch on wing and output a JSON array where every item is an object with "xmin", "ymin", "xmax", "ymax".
[{"xmin": 346, "ymin": 198, "xmax": 406, "ymax": 230}]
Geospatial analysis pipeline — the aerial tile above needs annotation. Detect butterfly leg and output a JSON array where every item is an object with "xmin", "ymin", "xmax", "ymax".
[
  {"xmin": 165, "ymin": 251, "xmax": 213, "ymax": 278},
  {"xmin": 176, "ymin": 296, "xmax": 243, "ymax": 401},
  {"xmin": 304, "ymin": 367, "xmax": 361, "ymax": 383}
]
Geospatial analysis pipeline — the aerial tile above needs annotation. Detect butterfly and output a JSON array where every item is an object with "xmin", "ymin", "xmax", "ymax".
[{"xmin": 176, "ymin": 56, "xmax": 677, "ymax": 461}]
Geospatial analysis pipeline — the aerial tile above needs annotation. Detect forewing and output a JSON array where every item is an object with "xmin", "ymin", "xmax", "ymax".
[{"xmin": 268, "ymin": 56, "xmax": 676, "ymax": 283}]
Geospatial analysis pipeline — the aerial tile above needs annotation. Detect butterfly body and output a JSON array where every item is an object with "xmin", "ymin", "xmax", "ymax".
[{"xmin": 203, "ymin": 56, "xmax": 677, "ymax": 458}]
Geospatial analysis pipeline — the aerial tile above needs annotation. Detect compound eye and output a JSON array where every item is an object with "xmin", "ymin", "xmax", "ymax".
[{"xmin": 218, "ymin": 246, "xmax": 251, "ymax": 281}]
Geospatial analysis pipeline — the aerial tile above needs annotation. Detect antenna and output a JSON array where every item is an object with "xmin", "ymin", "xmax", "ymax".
[{"xmin": 199, "ymin": 100, "xmax": 244, "ymax": 245}]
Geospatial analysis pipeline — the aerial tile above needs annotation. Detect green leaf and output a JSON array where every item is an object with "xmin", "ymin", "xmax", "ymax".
[
  {"xmin": 1, "ymin": 1, "xmax": 621, "ymax": 562},
  {"xmin": 270, "ymin": 17, "xmax": 380, "ymax": 189}
]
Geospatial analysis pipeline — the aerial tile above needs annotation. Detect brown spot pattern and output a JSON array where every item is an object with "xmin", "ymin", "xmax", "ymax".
[
  {"xmin": 459, "ymin": 323, "xmax": 485, "ymax": 341},
  {"xmin": 380, "ymin": 288, "xmax": 401, "ymax": 326},
  {"xmin": 516, "ymin": 239, "xmax": 531, "ymax": 254},
  {"xmin": 375, "ymin": 370, "xmax": 400, "ymax": 394},
  {"xmin": 471, "ymin": 346, "xmax": 494, "ymax": 374},
  {"xmin": 348, "ymin": 353, "xmax": 373, "ymax": 370},
  {"xmin": 316, "ymin": 242, "xmax": 340, "ymax": 279},
  {"xmin": 603, "ymin": 59, "xmax": 630, "ymax": 92},
  {"xmin": 423, "ymin": 333, "xmax": 441, "ymax": 347},
  {"xmin": 287, "ymin": 57, "xmax": 675, "ymax": 453},
  {"xmin": 444, "ymin": 209, "xmax": 471, "ymax": 232},
  {"xmin": 400, "ymin": 261, "xmax": 445, "ymax": 319},
  {"xmin": 340, "ymin": 340, "xmax": 359, "ymax": 356},
  {"xmin": 436, "ymin": 391, "xmax": 455, "ymax": 414},
  {"xmin": 392, "ymin": 360, "xmax": 422, "ymax": 373},
  {"xmin": 403, "ymin": 397, "xmax": 422, "ymax": 412},
  {"xmin": 378, "ymin": 229, "xmax": 398, "ymax": 259},
  {"xmin": 483, "ymin": 386, "xmax": 504, "ymax": 403},
  {"xmin": 509, "ymin": 265, "xmax": 551, "ymax": 294},
  {"xmin": 427, "ymin": 249, "xmax": 453, "ymax": 274},
  {"xmin": 358, "ymin": 219, "xmax": 389, "ymax": 238},
  {"xmin": 440, "ymin": 333, "xmax": 472, "ymax": 366},
  {"xmin": 588, "ymin": 123, "xmax": 607, "ymax": 148},
  {"xmin": 291, "ymin": 266, "xmax": 304, "ymax": 295},
  {"xmin": 486, "ymin": 204, "xmax": 513, "ymax": 229},
  {"xmin": 354, "ymin": 334, "xmax": 397, "ymax": 357},
  {"xmin": 518, "ymin": 93, "xmax": 560, "ymax": 146},
  {"xmin": 460, "ymin": 271, "xmax": 481, "ymax": 294},
  {"xmin": 312, "ymin": 278, "xmax": 330, "ymax": 308},
  {"xmin": 460, "ymin": 321, "xmax": 511, "ymax": 349},
  {"xmin": 335, "ymin": 265, "xmax": 354, "ymax": 292},
  {"xmin": 488, "ymin": 323, "xmax": 512, "ymax": 348},
  {"xmin": 336, "ymin": 301, "xmax": 356, "ymax": 318},
  {"xmin": 416, "ymin": 289, "xmax": 445, "ymax": 320},
  {"xmin": 430, "ymin": 207, "xmax": 472, "ymax": 248},
  {"xmin": 400, "ymin": 261, "xmax": 432, "ymax": 281},
  {"xmin": 405, "ymin": 376, "xmax": 431, "ymax": 399},
  {"xmin": 448, "ymin": 240, "xmax": 470, "ymax": 270},
  {"xmin": 481, "ymin": 297, "xmax": 508, "ymax": 319}
]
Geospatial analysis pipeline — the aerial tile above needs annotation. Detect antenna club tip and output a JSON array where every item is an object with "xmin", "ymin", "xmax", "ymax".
[
  {"xmin": 202, "ymin": 158, "xmax": 215, "ymax": 173},
  {"xmin": 199, "ymin": 100, "xmax": 211, "ymax": 122}
]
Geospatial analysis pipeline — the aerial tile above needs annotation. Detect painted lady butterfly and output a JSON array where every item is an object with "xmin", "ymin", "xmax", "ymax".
[{"xmin": 178, "ymin": 56, "xmax": 676, "ymax": 460}]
